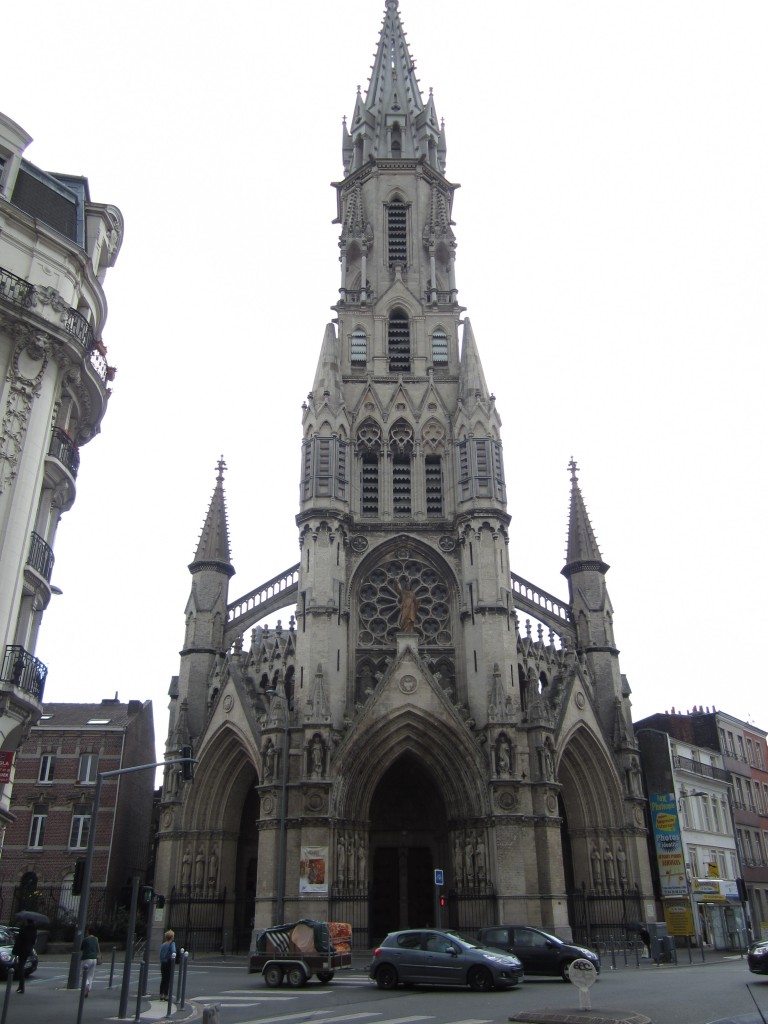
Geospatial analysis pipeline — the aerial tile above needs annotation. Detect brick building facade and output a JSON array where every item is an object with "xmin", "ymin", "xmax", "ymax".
[{"xmin": 0, "ymin": 698, "xmax": 154, "ymax": 929}]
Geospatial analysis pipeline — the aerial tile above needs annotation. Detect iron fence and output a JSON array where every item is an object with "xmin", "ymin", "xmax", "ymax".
[{"xmin": 567, "ymin": 883, "xmax": 643, "ymax": 949}]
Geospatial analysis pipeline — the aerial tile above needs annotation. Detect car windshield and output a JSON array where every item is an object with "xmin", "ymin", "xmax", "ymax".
[{"xmin": 444, "ymin": 930, "xmax": 479, "ymax": 948}]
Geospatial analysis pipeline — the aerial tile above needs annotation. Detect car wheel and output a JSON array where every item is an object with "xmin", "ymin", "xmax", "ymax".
[
  {"xmin": 317, "ymin": 971, "xmax": 334, "ymax": 983},
  {"xmin": 560, "ymin": 961, "xmax": 572, "ymax": 982},
  {"xmin": 375, "ymin": 964, "xmax": 398, "ymax": 990},
  {"xmin": 287, "ymin": 967, "xmax": 307, "ymax": 988},
  {"xmin": 263, "ymin": 965, "xmax": 283, "ymax": 987},
  {"xmin": 467, "ymin": 966, "xmax": 493, "ymax": 992}
]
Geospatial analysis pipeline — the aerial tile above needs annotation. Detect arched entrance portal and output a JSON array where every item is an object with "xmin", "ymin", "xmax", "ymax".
[{"xmin": 368, "ymin": 752, "xmax": 448, "ymax": 942}]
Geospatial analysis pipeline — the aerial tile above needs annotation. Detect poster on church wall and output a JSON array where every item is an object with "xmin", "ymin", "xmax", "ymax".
[
  {"xmin": 649, "ymin": 792, "xmax": 687, "ymax": 897},
  {"xmin": 299, "ymin": 846, "xmax": 328, "ymax": 894}
]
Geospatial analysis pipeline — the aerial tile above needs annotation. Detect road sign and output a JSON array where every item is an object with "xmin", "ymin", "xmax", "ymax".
[{"xmin": 434, "ymin": 868, "xmax": 444, "ymax": 886}]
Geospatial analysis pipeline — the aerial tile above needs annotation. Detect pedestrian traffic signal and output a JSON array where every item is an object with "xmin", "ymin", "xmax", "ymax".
[
  {"xmin": 72, "ymin": 858, "xmax": 86, "ymax": 895},
  {"xmin": 141, "ymin": 885, "xmax": 153, "ymax": 904},
  {"xmin": 439, "ymin": 895, "xmax": 446, "ymax": 908},
  {"xmin": 180, "ymin": 745, "xmax": 194, "ymax": 781}
]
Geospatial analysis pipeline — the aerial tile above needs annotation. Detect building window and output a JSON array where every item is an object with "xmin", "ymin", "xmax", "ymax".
[
  {"xmin": 69, "ymin": 804, "xmax": 91, "ymax": 849},
  {"xmin": 737, "ymin": 736, "xmax": 746, "ymax": 760},
  {"xmin": 734, "ymin": 776, "xmax": 745, "ymax": 808},
  {"xmin": 387, "ymin": 200, "xmax": 407, "ymax": 267},
  {"xmin": 78, "ymin": 753, "xmax": 98, "ymax": 785},
  {"xmin": 38, "ymin": 753, "xmax": 55, "ymax": 784},
  {"xmin": 747, "ymin": 738, "xmax": 755, "ymax": 764},
  {"xmin": 755, "ymin": 744, "xmax": 765, "ymax": 769},
  {"xmin": 456, "ymin": 438, "xmax": 506, "ymax": 502},
  {"xmin": 431, "ymin": 328, "xmax": 448, "ymax": 366},
  {"xmin": 351, "ymin": 329, "xmax": 367, "ymax": 366},
  {"xmin": 28, "ymin": 805, "xmax": 47, "ymax": 848},
  {"xmin": 425, "ymin": 455, "xmax": 443, "ymax": 517},
  {"xmin": 388, "ymin": 309, "xmax": 410, "ymax": 373},
  {"xmin": 727, "ymin": 732, "xmax": 736, "ymax": 756},
  {"xmin": 712, "ymin": 799, "xmax": 721, "ymax": 832},
  {"xmin": 701, "ymin": 796, "xmax": 712, "ymax": 831}
]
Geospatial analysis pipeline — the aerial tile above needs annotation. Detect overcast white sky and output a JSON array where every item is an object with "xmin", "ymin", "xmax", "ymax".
[{"xmin": 4, "ymin": 0, "xmax": 767, "ymax": 758}]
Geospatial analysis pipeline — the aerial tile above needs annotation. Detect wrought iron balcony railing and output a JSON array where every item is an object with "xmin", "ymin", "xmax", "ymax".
[
  {"xmin": 673, "ymin": 754, "xmax": 732, "ymax": 783},
  {"xmin": 48, "ymin": 428, "xmax": 80, "ymax": 477},
  {"xmin": 0, "ymin": 266, "xmax": 34, "ymax": 307},
  {"xmin": 0, "ymin": 645, "xmax": 47, "ymax": 702},
  {"xmin": 27, "ymin": 532, "xmax": 54, "ymax": 582}
]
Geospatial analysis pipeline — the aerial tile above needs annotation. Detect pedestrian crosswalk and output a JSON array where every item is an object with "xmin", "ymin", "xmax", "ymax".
[{"xmin": 186, "ymin": 996, "xmax": 496, "ymax": 1024}]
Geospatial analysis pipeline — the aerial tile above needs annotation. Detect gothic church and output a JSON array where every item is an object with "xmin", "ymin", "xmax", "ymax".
[{"xmin": 154, "ymin": 0, "xmax": 654, "ymax": 948}]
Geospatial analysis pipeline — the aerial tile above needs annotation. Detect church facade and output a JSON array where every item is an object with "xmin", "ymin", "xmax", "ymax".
[{"xmin": 154, "ymin": 0, "xmax": 654, "ymax": 950}]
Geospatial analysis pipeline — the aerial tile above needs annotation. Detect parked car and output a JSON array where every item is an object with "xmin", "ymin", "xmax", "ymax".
[
  {"xmin": 476, "ymin": 925, "xmax": 600, "ymax": 981},
  {"xmin": 0, "ymin": 926, "xmax": 39, "ymax": 980},
  {"xmin": 369, "ymin": 928, "xmax": 524, "ymax": 991},
  {"xmin": 747, "ymin": 938, "xmax": 768, "ymax": 975}
]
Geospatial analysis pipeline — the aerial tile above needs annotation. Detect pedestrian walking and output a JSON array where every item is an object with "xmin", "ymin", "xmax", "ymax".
[
  {"xmin": 80, "ymin": 926, "xmax": 101, "ymax": 995},
  {"xmin": 159, "ymin": 929, "xmax": 176, "ymax": 998},
  {"xmin": 12, "ymin": 917, "xmax": 37, "ymax": 993}
]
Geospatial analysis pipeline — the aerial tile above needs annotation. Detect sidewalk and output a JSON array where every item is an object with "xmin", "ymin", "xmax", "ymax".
[{"xmin": 1, "ymin": 957, "xmax": 196, "ymax": 1024}]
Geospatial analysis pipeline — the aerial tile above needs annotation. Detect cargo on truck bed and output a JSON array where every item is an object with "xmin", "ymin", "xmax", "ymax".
[{"xmin": 249, "ymin": 920, "xmax": 352, "ymax": 986}]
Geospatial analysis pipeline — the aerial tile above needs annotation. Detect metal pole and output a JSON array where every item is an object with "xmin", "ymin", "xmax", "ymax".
[
  {"xmin": 67, "ymin": 772, "xmax": 103, "ymax": 988},
  {"xmin": 109, "ymin": 946, "xmax": 117, "ymax": 987},
  {"xmin": 179, "ymin": 950, "xmax": 189, "ymax": 1008},
  {"xmin": 142, "ymin": 893, "xmax": 154, "ymax": 995},
  {"xmin": 118, "ymin": 876, "xmax": 140, "ymax": 1018},
  {"xmin": 166, "ymin": 953, "xmax": 176, "ymax": 1017},
  {"xmin": 1, "ymin": 970, "xmax": 13, "ymax": 1024},
  {"xmin": 65, "ymin": 756, "xmax": 195, "ymax": 990},
  {"xmin": 76, "ymin": 961, "xmax": 88, "ymax": 1024},
  {"xmin": 134, "ymin": 960, "xmax": 146, "ymax": 1022}
]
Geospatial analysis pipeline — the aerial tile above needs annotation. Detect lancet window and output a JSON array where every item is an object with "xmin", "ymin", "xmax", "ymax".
[
  {"xmin": 357, "ymin": 419, "xmax": 382, "ymax": 517},
  {"xmin": 431, "ymin": 328, "xmax": 448, "ymax": 366},
  {"xmin": 457, "ymin": 437, "xmax": 506, "ymax": 502}
]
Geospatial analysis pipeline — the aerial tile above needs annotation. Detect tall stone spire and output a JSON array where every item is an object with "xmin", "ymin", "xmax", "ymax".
[
  {"xmin": 562, "ymin": 458, "xmax": 609, "ymax": 577},
  {"xmin": 343, "ymin": 0, "xmax": 446, "ymax": 174},
  {"xmin": 458, "ymin": 318, "xmax": 490, "ymax": 406},
  {"xmin": 190, "ymin": 457, "xmax": 234, "ymax": 577}
]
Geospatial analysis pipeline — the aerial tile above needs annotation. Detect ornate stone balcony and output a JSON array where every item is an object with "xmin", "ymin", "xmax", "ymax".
[{"xmin": 0, "ymin": 645, "xmax": 47, "ymax": 702}]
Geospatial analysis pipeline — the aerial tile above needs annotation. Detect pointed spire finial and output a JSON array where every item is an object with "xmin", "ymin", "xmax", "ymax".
[
  {"xmin": 562, "ymin": 460, "xmax": 609, "ymax": 577},
  {"xmin": 216, "ymin": 455, "xmax": 227, "ymax": 483},
  {"xmin": 568, "ymin": 456, "xmax": 579, "ymax": 484}
]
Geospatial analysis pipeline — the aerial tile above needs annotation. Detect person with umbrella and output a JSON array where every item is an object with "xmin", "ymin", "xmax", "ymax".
[{"xmin": 12, "ymin": 917, "xmax": 37, "ymax": 993}]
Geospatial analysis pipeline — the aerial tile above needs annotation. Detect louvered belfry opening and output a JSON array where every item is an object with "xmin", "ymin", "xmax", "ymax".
[
  {"xmin": 387, "ymin": 200, "xmax": 407, "ymax": 267},
  {"xmin": 391, "ymin": 457, "xmax": 412, "ymax": 516},
  {"xmin": 425, "ymin": 456, "xmax": 443, "ymax": 517},
  {"xmin": 361, "ymin": 454, "xmax": 379, "ymax": 516},
  {"xmin": 388, "ymin": 309, "xmax": 410, "ymax": 373}
]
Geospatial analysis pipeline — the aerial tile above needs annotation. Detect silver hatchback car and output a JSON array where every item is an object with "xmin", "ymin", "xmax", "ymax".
[{"xmin": 369, "ymin": 928, "xmax": 524, "ymax": 991}]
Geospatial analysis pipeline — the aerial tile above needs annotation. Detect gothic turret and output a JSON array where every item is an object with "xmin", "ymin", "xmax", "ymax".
[{"xmin": 178, "ymin": 458, "xmax": 234, "ymax": 740}]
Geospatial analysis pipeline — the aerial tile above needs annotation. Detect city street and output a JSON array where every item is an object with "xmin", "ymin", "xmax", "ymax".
[{"xmin": 5, "ymin": 953, "xmax": 766, "ymax": 1024}]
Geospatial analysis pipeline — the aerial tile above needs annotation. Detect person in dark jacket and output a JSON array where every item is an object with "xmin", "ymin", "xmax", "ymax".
[
  {"xmin": 12, "ymin": 918, "xmax": 37, "ymax": 993},
  {"xmin": 159, "ymin": 930, "xmax": 176, "ymax": 998}
]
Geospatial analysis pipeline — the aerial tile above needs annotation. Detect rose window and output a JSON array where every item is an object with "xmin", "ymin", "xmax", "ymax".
[{"xmin": 357, "ymin": 555, "xmax": 452, "ymax": 647}]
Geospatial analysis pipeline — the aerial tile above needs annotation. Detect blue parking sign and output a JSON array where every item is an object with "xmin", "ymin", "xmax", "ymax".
[{"xmin": 434, "ymin": 869, "xmax": 444, "ymax": 886}]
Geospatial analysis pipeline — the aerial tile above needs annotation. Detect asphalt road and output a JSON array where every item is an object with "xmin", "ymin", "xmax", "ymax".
[
  {"xmin": 7, "ymin": 954, "xmax": 767, "ymax": 1024},
  {"xmin": 167, "ymin": 956, "xmax": 765, "ymax": 1024}
]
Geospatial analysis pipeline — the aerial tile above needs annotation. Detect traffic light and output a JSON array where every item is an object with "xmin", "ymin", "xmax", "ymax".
[
  {"xmin": 156, "ymin": 894, "xmax": 165, "ymax": 909},
  {"xmin": 439, "ymin": 895, "xmax": 446, "ymax": 908},
  {"xmin": 180, "ymin": 745, "xmax": 194, "ymax": 781},
  {"xmin": 141, "ymin": 885, "xmax": 153, "ymax": 904},
  {"xmin": 72, "ymin": 858, "xmax": 86, "ymax": 896}
]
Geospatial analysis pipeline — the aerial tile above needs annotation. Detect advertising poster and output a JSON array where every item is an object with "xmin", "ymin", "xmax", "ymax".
[
  {"xmin": 299, "ymin": 846, "xmax": 328, "ymax": 894},
  {"xmin": 0, "ymin": 751, "xmax": 13, "ymax": 784},
  {"xmin": 650, "ymin": 792, "xmax": 687, "ymax": 897}
]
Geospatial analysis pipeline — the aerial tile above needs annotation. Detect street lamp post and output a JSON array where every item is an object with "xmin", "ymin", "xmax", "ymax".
[
  {"xmin": 266, "ymin": 688, "xmax": 289, "ymax": 924},
  {"xmin": 66, "ymin": 755, "xmax": 195, "ymax": 989},
  {"xmin": 677, "ymin": 790, "xmax": 707, "ymax": 963}
]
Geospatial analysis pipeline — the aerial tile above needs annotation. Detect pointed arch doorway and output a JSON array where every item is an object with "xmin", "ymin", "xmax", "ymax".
[{"xmin": 368, "ymin": 752, "xmax": 448, "ymax": 943}]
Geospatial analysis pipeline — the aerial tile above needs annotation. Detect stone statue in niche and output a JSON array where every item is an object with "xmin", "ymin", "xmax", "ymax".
[{"xmin": 310, "ymin": 735, "xmax": 324, "ymax": 777}]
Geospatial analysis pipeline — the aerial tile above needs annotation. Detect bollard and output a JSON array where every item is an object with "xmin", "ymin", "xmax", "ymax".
[
  {"xmin": 165, "ymin": 952, "xmax": 176, "ymax": 1018},
  {"xmin": 175, "ymin": 948, "xmax": 184, "ymax": 1003},
  {"xmin": 179, "ymin": 950, "xmax": 189, "ymax": 1008},
  {"xmin": 1, "ymin": 968, "xmax": 14, "ymax": 1024},
  {"xmin": 202, "ymin": 1004, "xmax": 221, "ymax": 1024},
  {"xmin": 76, "ymin": 962, "xmax": 88, "ymax": 1024},
  {"xmin": 109, "ymin": 945, "xmax": 117, "ymax": 988},
  {"xmin": 134, "ymin": 960, "xmax": 146, "ymax": 1023}
]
